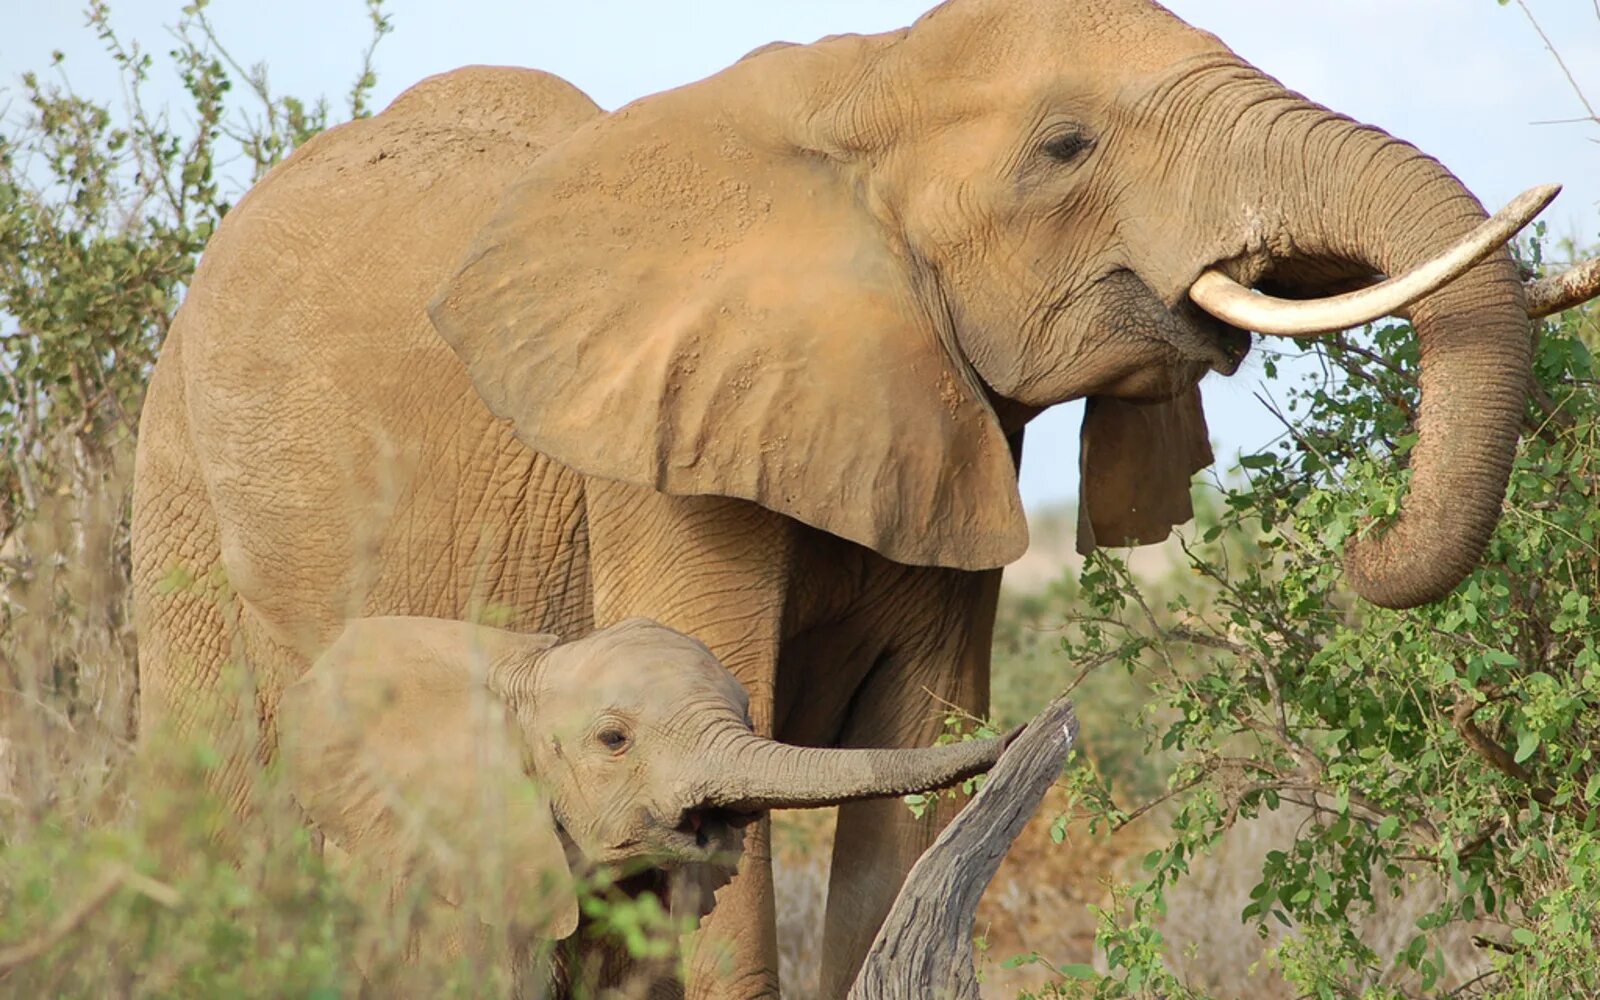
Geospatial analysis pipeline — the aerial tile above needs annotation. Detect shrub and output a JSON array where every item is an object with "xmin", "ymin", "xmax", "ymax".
[{"xmin": 1039, "ymin": 248, "xmax": 1600, "ymax": 998}]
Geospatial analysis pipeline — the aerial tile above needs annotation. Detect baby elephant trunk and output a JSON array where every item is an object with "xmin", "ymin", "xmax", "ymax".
[{"xmin": 698, "ymin": 729, "xmax": 1018, "ymax": 812}]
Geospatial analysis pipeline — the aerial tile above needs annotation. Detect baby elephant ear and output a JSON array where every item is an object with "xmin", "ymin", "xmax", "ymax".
[
  {"xmin": 428, "ymin": 35, "xmax": 1026, "ymax": 572},
  {"xmin": 278, "ymin": 617, "xmax": 578, "ymax": 940},
  {"xmin": 1076, "ymin": 388, "xmax": 1214, "ymax": 554}
]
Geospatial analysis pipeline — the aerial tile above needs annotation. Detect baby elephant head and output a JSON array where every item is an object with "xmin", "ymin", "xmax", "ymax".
[{"xmin": 277, "ymin": 616, "xmax": 1009, "ymax": 940}]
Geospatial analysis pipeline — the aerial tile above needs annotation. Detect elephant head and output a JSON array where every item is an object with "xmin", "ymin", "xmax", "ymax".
[
  {"xmin": 277, "ymin": 616, "xmax": 1009, "ymax": 938},
  {"xmin": 429, "ymin": 0, "xmax": 1546, "ymax": 608}
]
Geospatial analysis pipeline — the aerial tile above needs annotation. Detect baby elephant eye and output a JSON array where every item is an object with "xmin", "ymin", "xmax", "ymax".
[
  {"xmin": 1041, "ymin": 127, "xmax": 1095, "ymax": 164},
  {"xmin": 597, "ymin": 727, "xmax": 631, "ymax": 754}
]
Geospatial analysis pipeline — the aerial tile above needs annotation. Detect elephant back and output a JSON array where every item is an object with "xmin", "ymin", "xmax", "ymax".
[{"xmin": 165, "ymin": 68, "xmax": 602, "ymax": 659}]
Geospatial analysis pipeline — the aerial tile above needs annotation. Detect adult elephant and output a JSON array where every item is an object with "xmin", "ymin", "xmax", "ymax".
[{"xmin": 132, "ymin": 0, "xmax": 1549, "ymax": 995}]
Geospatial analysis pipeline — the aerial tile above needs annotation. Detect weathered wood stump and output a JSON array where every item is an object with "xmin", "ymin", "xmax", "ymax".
[{"xmin": 848, "ymin": 694, "xmax": 1079, "ymax": 1000}]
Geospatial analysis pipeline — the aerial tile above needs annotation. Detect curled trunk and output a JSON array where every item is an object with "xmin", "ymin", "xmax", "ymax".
[{"xmin": 1264, "ymin": 113, "xmax": 1533, "ymax": 607}]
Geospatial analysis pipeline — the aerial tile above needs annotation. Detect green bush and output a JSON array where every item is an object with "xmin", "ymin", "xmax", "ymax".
[
  {"xmin": 1036, "ymin": 254, "xmax": 1600, "ymax": 997},
  {"xmin": 0, "ymin": 0, "xmax": 391, "ymax": 543}
]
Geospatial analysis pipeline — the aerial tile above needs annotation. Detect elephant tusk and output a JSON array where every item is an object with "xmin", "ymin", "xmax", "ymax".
[
  {"xmin": 1257, "ymin": 252, "xmax": 1600, "ymax": 324},
  {"xmin": 1527, "ymin": 255, "xmax": 1600, "ymax": 319},
  {"xmin": 1189, "ymin": 183, "xmax": 1562, "ymax": 337}
]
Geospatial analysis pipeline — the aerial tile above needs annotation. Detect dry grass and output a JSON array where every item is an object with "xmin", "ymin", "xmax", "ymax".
[
  {"xmin": 774, "ymin": 797, "xmax": 1492, "ymax": 999},
  {"xmin": 0, "ymin": 443, "xmax": 583, "ymax": 997},
  {"xmin": 0, "ymin": 469, "xmax": 1493, "ymax": 996},
  {"xmin": 771, "ymin": 794, "xmax": 1142, "ymax": 1000}
]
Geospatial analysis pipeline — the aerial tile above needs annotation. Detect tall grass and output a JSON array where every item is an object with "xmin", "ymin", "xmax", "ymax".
[
  {"xmin": 0, "ymin": 442, "xmax": 612, "ymax": 997},
  {"xmin": 2, "ymin": 465, "xmax": 1496, "ymax": 997}
]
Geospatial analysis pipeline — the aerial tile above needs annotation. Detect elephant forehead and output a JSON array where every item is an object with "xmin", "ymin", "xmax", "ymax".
[
  {"xmin": 543, "ymin": 619, "xmax": 751, "ymax": 715},
  {"xmin": 905, "ymin": 0, "xmax": 1230, "ymax": 82}
]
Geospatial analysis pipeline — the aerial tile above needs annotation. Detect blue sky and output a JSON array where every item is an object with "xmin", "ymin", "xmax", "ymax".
[{"xmin": 6, "ymin": 1, "xmax": 1597, "ymax": 510}]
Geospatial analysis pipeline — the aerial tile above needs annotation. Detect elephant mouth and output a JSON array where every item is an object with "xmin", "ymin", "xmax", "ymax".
[
  {"xmin": 600, "ymin": 804, "xmax": 757, "ymax": 869},
  {"xmin": 1172, "ymin": 299, "xmax": 1250, "ymax": 378},
  {"xmin": 1097, "ymin": 268, "xmax": 1251, "ymax": 396},
  {"xmin": 584, "ymin": 805, "xmax": 756, "ymax": 870},
  {"xmin": 668, "ymin": 803, "xmax": 760, "ymax": 858}
]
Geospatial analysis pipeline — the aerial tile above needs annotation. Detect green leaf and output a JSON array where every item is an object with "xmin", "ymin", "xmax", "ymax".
[{"xmin": 1515, "ymin": 730, "xmax": 1541, "ymax": 765}]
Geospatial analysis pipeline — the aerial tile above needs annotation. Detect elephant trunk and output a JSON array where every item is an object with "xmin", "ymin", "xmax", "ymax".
[
  {"xmin": 1264, "ymin": 113, "xmax": 1533, "ymax": 608},
  {"xmin": 695, "ymin": 730, "xmax": 1016, "ymax": 812}
]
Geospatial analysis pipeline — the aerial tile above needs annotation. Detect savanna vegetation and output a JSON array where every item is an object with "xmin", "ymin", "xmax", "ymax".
[{"xmin": 3, "ymin": 3, "xmax": 1597, "ymax": 997}]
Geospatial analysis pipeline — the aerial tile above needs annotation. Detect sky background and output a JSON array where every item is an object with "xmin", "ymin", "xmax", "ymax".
[{"xmin": 5, "ymin": 1, "xmax": 1597, "ymax": 511}]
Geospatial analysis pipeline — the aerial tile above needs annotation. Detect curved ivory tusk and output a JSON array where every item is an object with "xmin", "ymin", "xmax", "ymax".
[
  {"xmin": 1283, "ymin": 253, "xmax": 1600, "ymax": 323},
  {"xmin": 1528, "ymin": 255, "xmax": 1600, "ymax": 318},
  {"xmin": 1189, "ymin": 183, "xmax": 1562, "ymax": 337}
]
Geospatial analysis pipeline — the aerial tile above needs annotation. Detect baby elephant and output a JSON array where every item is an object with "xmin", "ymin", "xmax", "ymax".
[{"xmin": 277, "ymin": 616, "xmax": 1009, "ymax": 996}]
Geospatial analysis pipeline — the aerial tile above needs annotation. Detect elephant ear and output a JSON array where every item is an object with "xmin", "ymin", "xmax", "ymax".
[
  {"xmin": 428, "ymin": 37, "xmax": 1026, "ymax": 571},
  {"xmin": 278, "ymin": 617, "xmax": 578, "ymax": 940},
  {"xmin": 1076, "ymin": 388, "xmax": 1213, "ymax": 554}
]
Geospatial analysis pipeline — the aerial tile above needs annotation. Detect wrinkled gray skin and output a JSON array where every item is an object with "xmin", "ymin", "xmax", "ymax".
[
  {"xmin": 132, "ymin": 1, "xmax": 1532, "ymax": 996},
  {"xmin": 278, "ymin": 616, "xmax": 1007, "ymax": 997}
]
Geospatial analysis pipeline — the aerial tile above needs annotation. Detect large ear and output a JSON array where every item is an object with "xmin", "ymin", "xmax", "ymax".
[
  {"xmin": 428, "ymin": 36, "xmax": 1026, "ymax": 571},
  {"xmin": 278, "ymin": 617, "xmax": 578, "ymax": 940},
  {"xmin": 1075, "ymin": 388, "xmax": 1214, "ymax": 554}
]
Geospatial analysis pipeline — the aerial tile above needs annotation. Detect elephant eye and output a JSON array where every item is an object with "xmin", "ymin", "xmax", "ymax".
[
  {"xmin": 1041, "ymin": 126, "xmax": 1095, "ymax": 164},
  {"xmin": 596, "ymin": 726, "xmax": 631, "ymax": 754}
]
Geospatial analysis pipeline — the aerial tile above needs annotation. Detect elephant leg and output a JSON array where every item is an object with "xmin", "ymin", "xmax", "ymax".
[
  {"xmin": 817, "ymin": 565, "xmax": 1002, "ymax": 998},
  {"xmin": 587, "ymin": 481, "xmax": 796, "ymax": 1000},
  {"xmin": 132, "ymin": 329, "xmax": 341, "ymax": 829},
  {"xmin": 132, "ymin": 332, "xmax": 258, "ymax": 811}
]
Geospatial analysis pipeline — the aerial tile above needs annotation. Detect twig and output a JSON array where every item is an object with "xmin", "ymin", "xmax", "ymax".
[
  {"xmin": 1395, "ymin": 820, "xmax": 1502, "ymax": 866},
  {"xmin": 0, "ymin": 686, "xmax": 77, "ymax": 733},
  {"xmin": 1448, "ymin": 966, "xmax": 1504, "ymax": 998},
  {"xmin": 0, "ymin": 363, "xmax": 39, "ymax": 512},
  {"xmin": 1253, "ymin": 385, "xmax": 1344, "ymax": 480},
  {"xmin": 1331, "ymin": 331, "xmax": 1409, "ymax": 380},
  {"xmin": 1515, "ymin": 1, "xmax": 1600, "ymax": 125},
  {"xmin": 1451, "ymin": 696, "xmax": 1582, "ymax": 819},
  {"xmin": 346, "ymin": 0, "xmax": 393, "ymax": 118},
  {"xmin": 1112, "ymin": 771, "xmax": 1206, "ymax": 831},
  {"xmin": 0, "ymin": 865, "xmax": 180, "ymax": 975},
  {"xmin": 1470, "ymin": 934, "xmax": 1519, "ymax": 956}
]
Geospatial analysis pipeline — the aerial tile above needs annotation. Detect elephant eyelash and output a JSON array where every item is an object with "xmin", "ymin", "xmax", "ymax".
[{"xmin": 1040, "ymin": 127, "xmax": 1095, "ymax": 164}]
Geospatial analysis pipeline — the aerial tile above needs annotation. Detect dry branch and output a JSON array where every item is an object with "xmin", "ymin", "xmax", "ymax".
[
  {"xmin": 1528, "ymin": 256, "xmax": 1600, "ymax": 318},
  {"xmin": 0, "ymin": 865, "xmax": 180, "ymax": 976},
  {"xmin": 849, "ymin": 696, "xmax": 1078, "ymax": 1000}
]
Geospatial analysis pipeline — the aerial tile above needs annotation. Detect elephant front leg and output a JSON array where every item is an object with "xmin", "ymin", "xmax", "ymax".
[
  {"xmin": 818, "ymin": 565, "xmax": 1002, "ymax": 999},
  {"xmin": 587, "ymin": 481, "xmax": 796, "ymax": 1000}
]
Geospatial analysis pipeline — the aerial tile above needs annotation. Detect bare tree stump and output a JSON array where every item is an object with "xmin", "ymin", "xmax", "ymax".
[{"xmin": 848, "ymin": 695, "xmax": 1079, "ymax": 1000}]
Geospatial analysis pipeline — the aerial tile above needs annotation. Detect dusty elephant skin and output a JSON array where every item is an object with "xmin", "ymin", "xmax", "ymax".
[
  {"xmin": 277, "ymin": 616, "xmax": 1007, "ymax": 996},
  {"xmin": 133, "ymin": 0, "xmax": 1538, "ymax": 996}
]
